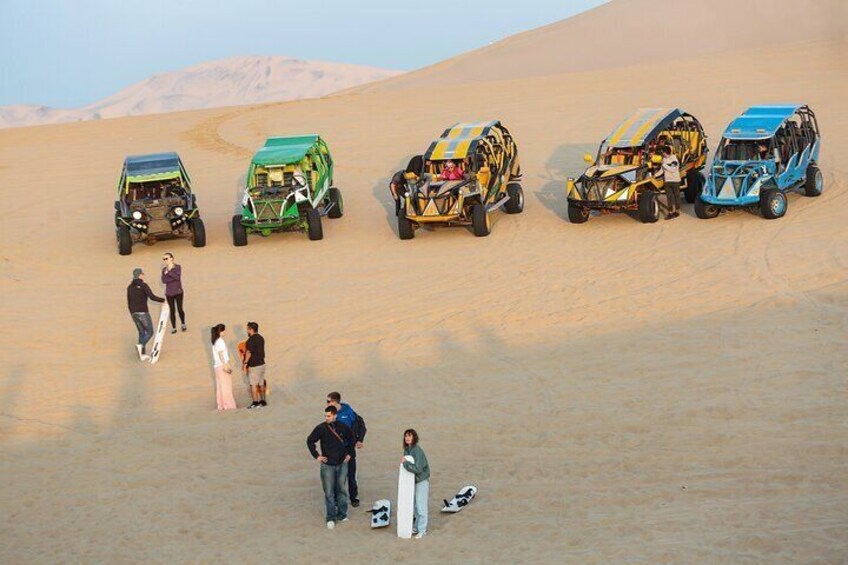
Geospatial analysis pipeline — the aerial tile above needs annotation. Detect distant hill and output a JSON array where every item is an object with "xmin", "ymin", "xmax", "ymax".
[{"xmin": 0, "ymin": 56, "xmax": 400, "ymax": 129}]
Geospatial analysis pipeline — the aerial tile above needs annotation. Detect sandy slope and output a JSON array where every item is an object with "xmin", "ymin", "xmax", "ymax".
[
  {"xmin": 0, "ymin": 57, "xmax": 399, "ymax": 129},
  {"xmin": 1, "ymin": 24, "xmax": 847, "ymax": 565}
]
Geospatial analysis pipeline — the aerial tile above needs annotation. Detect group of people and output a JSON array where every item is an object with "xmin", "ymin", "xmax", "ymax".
[
  {"xmin": 126, "ymin": 252, "xmax": 187, "ymax": 361},
  {"xmin": 306, "ymin": 397, "xmax": 430, "ymax": 537},
  {"xmin": 126, "ymin": 257, "xmax": 431, "ymax": 536}
]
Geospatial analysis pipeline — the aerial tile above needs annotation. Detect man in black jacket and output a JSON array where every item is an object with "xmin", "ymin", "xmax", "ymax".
[
  {"xmin": 127, "ymin": 268, "xmax": 165, "ymax": 361},
  {"xmin": 306, "ymin": 405, "xmax": 355, "ymax": 529}
]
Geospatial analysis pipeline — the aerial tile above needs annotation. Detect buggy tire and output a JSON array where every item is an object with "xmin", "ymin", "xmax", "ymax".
[
  {"xmin": 804, "ymin": 165, "xmax": 822, "ymax": 197},
  {"xmin": 232, "ymin": 215, "xmax": 248, "ymax": 247},
  {"xmin": 760, "ymin": 189, "xmax": 787, "ymax": 219},
  {"xmin": 327, "ymin": 187, "xmax": 344, "ymax": 218},
  {"xmin": 638, "ymin": 190, "xmax": 660, "ymax": 223},
  {"xmin": 684, "ymin": 171, "xmax": 705, "ymax": 204},
  {"xmin": 117, "ymin": 225, "xmax": 132, "ymax": 256},
  {"xmin": 471, "ymin": 203, "xmax": 491, "ymax": 237},
  {"xmin": 567, "ymin": 201, "xmax": 590, "ymax": 224},
  {"xmin": 190, "ymin": 218, "xmax": 206, "ymax": 247},
  {"xmin": 504, "ymin": 182, "xmax": 524, "ymax": 214},
  {"xmin": 306, "ymin": 208, "xmax": 323, "ymax": 240},
  {"xmin": 694, "ymin": 196, "xmax": 721, "ymax": 219},
  {"xmin": 398, "ymin": 212, "xmax": 415, "ymax": 240}
]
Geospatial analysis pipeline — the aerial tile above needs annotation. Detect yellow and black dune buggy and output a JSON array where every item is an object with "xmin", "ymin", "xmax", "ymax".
[
  {"xmin": 394, "ymin": 121, "xmax": 523, "ymax": 239},
  {"xmin": 566, "ymin": 108, "xmax": 708, "ymax": 223}
]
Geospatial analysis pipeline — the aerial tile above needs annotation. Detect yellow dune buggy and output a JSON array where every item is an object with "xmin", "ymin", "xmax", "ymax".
[{"xmin": 566, "ymin": 108, "xmax": 708, "ymax": 223}]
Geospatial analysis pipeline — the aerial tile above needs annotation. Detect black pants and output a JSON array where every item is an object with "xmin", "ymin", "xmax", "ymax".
[
  {"xmin": 166, "ymin": 292, "xmax": 185, "ymax": 328},
  {"xmin": 347, "ymin": 456, "xmax": 359, "ymax": 502},
  {"xmin": 665, "ymin": 182, "xmax": 681, "ymax": 213}
]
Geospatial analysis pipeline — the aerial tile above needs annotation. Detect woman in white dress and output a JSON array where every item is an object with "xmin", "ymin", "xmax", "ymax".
[{"xmin": 211, "ymin": 323, "xmax": 237, "ymax": 410}]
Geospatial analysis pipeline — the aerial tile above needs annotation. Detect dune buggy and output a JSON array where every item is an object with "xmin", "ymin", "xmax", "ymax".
[
  {"xmin": 566, "ymin": 108, "xmax": 708, "ymax": 223},
  {"xmin": 394, "ymin": 121, "xmax": 523, "ymax": 239},
  {"xmin": 114, "ymin": 152, "xmax": 205, "ymax": 255},
  {"xmin": 232, "ymin": 135, "xmax": 342, "ymax": 245},
  {"xmin": 696, "ymin": 104, "xmax": 822, "ymax": 220}
]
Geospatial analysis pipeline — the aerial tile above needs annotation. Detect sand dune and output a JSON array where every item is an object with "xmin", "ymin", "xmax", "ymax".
[
  {"xmin": 0, "ymin": 57, "xmax": 399, "ymax": 129},
  {"xmin": 1, "ymin": 4, "xmax": 846, "ymax": 564}
]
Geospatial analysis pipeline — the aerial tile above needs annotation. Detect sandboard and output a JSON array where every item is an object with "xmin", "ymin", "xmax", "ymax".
[
  {"xmin": 441, "ymin": 485, "xmax": 477, "ymax": 513},
  {"xmin": 371, "ymin": 499, "xmax": 391, "ymax": 529},
  {"xmin": 148, "ymin": 302, "xmax": 170, "ymax": 365},
  {"xmin": 397, "ymin": 455, "xmax": 415, "ymax": 539}
]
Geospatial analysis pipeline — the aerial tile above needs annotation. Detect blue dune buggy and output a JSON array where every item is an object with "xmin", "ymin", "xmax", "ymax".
[{"xmin": 696, "ymin": 105, "xmax": 822, "ymax": 220}]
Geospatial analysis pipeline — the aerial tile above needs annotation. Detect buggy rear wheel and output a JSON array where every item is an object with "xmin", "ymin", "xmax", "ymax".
[
  {"xmin": 471, "ymin": 203, "xmax": 491, "ymax": 237},
  {"xmin": 684, "ymin": 171, "xmax": 705, "ymax": 204},
  {"xmin": 117, "ymin": 225, "xmax": 132, "ymax": 255},
  {"xmin": 232, "ymin": 215, "xmax": 248, "ymax": 246},
  {"xmin": 760, "ymin": 189, "xmax": 787, "ymax": 219},
  {"xmin": 638, "ymin": 190, "xmax": 660, "ymax": 223},
  {"xmin": 804, "ymin": 165, "xmax": 822, "ymax": 197},
  {"xmin": 504, "ymin": 182, "xmax": 524, "ymax": 214},
  {"xmin": 694, "ymin": 196, "xmax": 720, "ymax": 219},
  {"xmin": 567, "ymin": 201, "xmax": 589, "ymax": 224},
  {"xmin": 190, "ymin": 218, "xmax": 206, "ymax": 247},
  {"xmin": 306, "ymin": 208, "xmax": 323, "ymax": 240},
  {"xmin": 398, "ymin": 211, "xmax": 415, "ymax": 240},
  {"xmin": 327, "ymin": 187, "xmax": 344, "ymax": 218}
]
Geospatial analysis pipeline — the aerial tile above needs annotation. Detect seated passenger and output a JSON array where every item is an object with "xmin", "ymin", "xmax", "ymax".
[
  {"xmin": 440, "ymin": 160, "xmax": 465, "ymax": 181},
  {"xmin": 756, "ymin": 143, "xmax": 770, "ymax": 160}
]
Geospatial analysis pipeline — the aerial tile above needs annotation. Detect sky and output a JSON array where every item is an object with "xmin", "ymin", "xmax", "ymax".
[{"xmin": 0, "ymin": 0, "xmax": 608, "ymax": 108}]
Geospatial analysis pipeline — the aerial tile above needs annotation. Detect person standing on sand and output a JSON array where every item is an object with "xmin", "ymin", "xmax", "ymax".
[
  {"xmin": 307, "ymin": 405, "xmax": 355, "ymax": 530},
  {"xmin": 326, "ymin": 392, "xmax": 367, "ymax": 507},
  {"xmin": 161, "ymin": 253, "xmax": 186, "ymax": 334},
  {"xmin": 127, "ymin": 268, "xmax": 165, "ymax": 361},
  {"xmin": 402, "ymin": 429, "xmax": 430, "ymax": 539},
  {"xmin": 243, "ymin": 322, "xmax": 267, "ymax": 409},
  {"xmin": 659, "ymin": 145, "xmax": 681, "ymax": 219},
  {"xmin": 211, "ymin": 324, "xmax": 237, "ymax": 410}
]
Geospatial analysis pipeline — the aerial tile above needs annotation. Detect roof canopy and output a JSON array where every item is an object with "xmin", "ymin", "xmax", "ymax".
[
  {"xmin": 723, "ymin": 105, "xmax": 803, "ymax": 140},
  {"xmin": 425, "ymin": 121, "xmax": 500, "ymax": 161},
  {"xmin": 252, "ymin": 135, "xmax": 321, "ymax": 166},
  {"xmin": 605, "ymin": 108, "xmax": 683, "ymax": 148},
  {"xmin": 124, "ymin": 152, "xmax": 182, "ymax": 181}
]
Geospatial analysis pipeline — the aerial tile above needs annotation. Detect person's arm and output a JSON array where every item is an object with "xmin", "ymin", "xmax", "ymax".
[
  {"xmin": 143, "ymin": 282, "xmax": 165, "ymax": 303},
  {"xmin": 306, "ymin": 426, "xmax": 323, "ymax": 460},
  {"xmin": 402, "ymin": 448, "xmax": 422, "ymax": 473},
  {"xmin": 342, "ymin": 425, "xmax": 355, "ymax": 461},
  {"xmin": 354, "ymin": 414, "xmax": 367, "ymax": 446}
]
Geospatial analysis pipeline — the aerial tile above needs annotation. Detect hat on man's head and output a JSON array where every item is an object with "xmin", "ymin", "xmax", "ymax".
[{"xmin": 132, "ymin": 268, "xmax": 144, "ymax": 279}]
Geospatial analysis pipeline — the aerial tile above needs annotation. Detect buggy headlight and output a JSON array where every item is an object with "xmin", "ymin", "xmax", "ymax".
[
  {"xmin": 132, "ymin": 211, "xmax": 142, "ymax": 220},
  {"xmin": 174, "ymin": 207, "xmax": 184, "ymax": 217}
]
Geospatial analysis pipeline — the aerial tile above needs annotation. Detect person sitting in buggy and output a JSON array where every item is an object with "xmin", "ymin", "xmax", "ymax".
[{"xmin": 440, "ymin": 159, "xmax": 465, "ymax": 181}]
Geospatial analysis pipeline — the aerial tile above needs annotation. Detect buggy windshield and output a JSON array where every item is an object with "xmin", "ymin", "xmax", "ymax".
[{"xmin": 718, "ymin": 139, "xmax": 774, "ymax": 161}]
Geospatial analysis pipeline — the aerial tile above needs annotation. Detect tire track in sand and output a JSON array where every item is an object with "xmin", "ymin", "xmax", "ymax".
[{"xmin": 180, "ymin": 106, "xmax": 263, "ymax": 159}]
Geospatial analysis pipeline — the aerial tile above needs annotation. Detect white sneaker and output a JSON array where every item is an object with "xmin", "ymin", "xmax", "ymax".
[
  {"xmin": 326, "ymin": 521, "xmax": 335, "ymax": 530},
  {"xmin": 415, "ymin": 531, "xmax": 426, "ymax": 539},
  {"xmin": 135, "ymin": 344, "xmax": 145, "ymax": 360},
  {"xmin": 140, "ymin": 354, "xmax": 151, "ymax": 362},
  {"xmin": 341, "ymin": 517, "xmax": 349, "ymax": 522}
]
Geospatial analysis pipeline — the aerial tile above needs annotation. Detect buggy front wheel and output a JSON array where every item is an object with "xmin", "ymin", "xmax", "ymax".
[
  {"xmin": 760, "ymin": 189, "xmax": 787, "ymax": 219},
  {"xmin": 694, "ymin": 197, "xmax": 720, "ymax": 219},
  {"xmin": 190, "ymin": 218, "xmax": 206, "ymax": 247},
  {"xmin": 117, "ymin": 225, "xmax": 132, "ymax": 255},
  {"xmin": 471, "ymin": 203, "xmax": 491, "ymax": 237},
  {"xmin": 684, "ymin": 171, "xmax": 705, "ymax": 204},
  {"xmin": 232, "ymin": 215, "xmax": 248, "ymax": 246},
  {"xmin": 567, "ymin": 201, "xmax": 589, "ymax": 224},
  {"xmin": 306, "ymin": 208, "xmax": 324, "ymax": 240},
  {"xmin": 638, "ymin": 191, "xmax": 660, "ymax": 223}
]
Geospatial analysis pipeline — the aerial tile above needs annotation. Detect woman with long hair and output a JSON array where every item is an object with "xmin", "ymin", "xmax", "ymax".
[
  {"xmin": 161, "ymin": 252, "xmax": 186, "ymax": 334},
  {"xmin": 211, "ymin": 323, "xmax": 237, "ymax": 410},
  {"xmin": 401, "ymin": 428, "xmax": 430, "ymax": 538}
]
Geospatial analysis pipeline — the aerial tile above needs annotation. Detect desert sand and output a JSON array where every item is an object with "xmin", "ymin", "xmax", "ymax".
[{"xmin": 1, "ymin": 0, "xmax": 847, "ymax": 562}]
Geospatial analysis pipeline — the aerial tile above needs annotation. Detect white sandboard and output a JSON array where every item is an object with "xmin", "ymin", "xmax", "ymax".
[
  {"xmin": 397, "ymin": 456, "xmax": 415, "ymax": 539},
  {"xmin": 441, "ymin": 485, "xmax": 477, "ymax": 513},
  {"xmin": 371, "ymin": 499, "xmax": 391, "ymax": 529},
  {"xmin": 148, "ymin": 302, "xmax": 170, "ymax": 365}
]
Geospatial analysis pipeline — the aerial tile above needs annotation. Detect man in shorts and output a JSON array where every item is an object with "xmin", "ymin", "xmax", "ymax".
[{"xmin": 243, "ymin": 321, "xmax": 267, "ymax": 409}]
